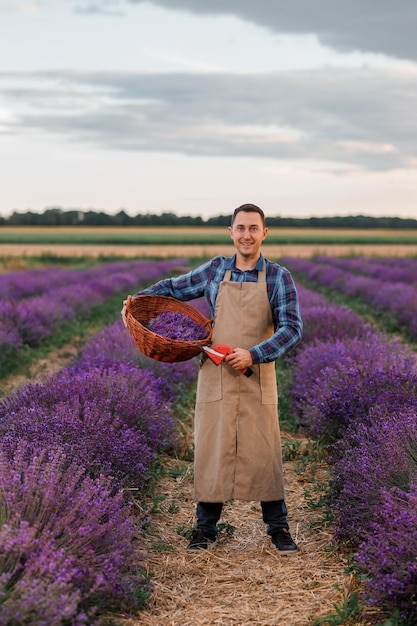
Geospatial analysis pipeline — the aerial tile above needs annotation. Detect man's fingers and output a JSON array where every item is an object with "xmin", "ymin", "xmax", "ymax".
[{"xmin": 121, "ymin": 297, "xmax": 130, "ymax": 327}]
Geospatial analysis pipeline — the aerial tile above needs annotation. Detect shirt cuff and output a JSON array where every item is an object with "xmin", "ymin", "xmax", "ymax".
[{"xmin": 249, "ymin": 347, "xmax": 262, "ymax": 365}]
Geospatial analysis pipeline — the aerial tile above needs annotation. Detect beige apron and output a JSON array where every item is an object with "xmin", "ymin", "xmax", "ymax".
[{"xmin": 194, "ymin": 267, "xmax": 285, "ymax": 502}]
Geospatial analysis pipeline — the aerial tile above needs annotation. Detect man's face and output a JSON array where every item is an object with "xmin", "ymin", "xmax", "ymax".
[{"xmin": 228, "ymin": 211, "xmax": 268, "ymax": 260}]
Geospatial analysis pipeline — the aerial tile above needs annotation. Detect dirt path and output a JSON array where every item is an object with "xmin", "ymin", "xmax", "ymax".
[
  {"xmin": 115, "ymin": 418, "xmax": 367, "ymax": 626},
  {"xmin": 0, "ymin": 328, "xmax": 101, "ymax": 397},
  {"xmin": 0, "ymin": 346, "xmax": 79, "ymax": 397}
]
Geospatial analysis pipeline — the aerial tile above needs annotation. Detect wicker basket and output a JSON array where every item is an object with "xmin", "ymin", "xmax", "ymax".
[{"xmin": 123, "ymin": 294, "xmax": 213, "ymax": 362}]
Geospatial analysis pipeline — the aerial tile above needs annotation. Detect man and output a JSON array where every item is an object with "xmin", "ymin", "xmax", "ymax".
[{"xmin": 124, "ymin": 204, "xmax": 302, "ymax": 553}]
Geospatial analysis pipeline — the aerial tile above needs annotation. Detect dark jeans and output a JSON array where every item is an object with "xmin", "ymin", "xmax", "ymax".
[{"xmin": 196, "ymin": 500, "xmax": 289, "ymax": 537}]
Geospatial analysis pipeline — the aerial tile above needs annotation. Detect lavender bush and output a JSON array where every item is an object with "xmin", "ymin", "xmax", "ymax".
[
  {"xmin": 282, "ymin": 255, "xmax": 417, "ymax": 340},
  {"xmin": 0, "ymin": 442, "xmax": 149, "ymax": 624},
  {"xmin": 286, "ymin": 280, "xmax": 417, "ymax": 622},
  {"xmin": 77, "ymin": 319, "xmax": 199, "ymax": 398},
  {"xmin": 0, "ymin": 271, "xmax": 206, "ymax": 623},
  {"xmin": 0, "ymin": 259, "xmax": 186, "ymax": 302},
  {"xmin": 329, "ymin": 406, "xmax": 417, "ymax": 543},
  {"xmin": 0, "ymin": 362, "xmax": 178, "ymax": 486},
  {"xmin": 0, "ymin": 311, "xmax": 202, "ymax": 623},
  {"xmin": 296, "ymin": 284, "xmax": 329, "ymax": 308},
  {"xmin": 0, "ymin": 266, "xmax": 70, "ymax": 300},
  {"xmin": 356, "ymin": 483, "xmax": 417, "ymax": 624},
  {"xmin": 299, "ymin": 303, "xmax": 370, "ymax": 345},
  {"xmin": 0, "ymin": 522, "xmax": 86, "ymax": 625},
  {"xmin": 312, "ymin": 254, "xmax": 417, "ymax": 287},
  {"xmin": 289, "ymin": 332, "xmax": 416, "ymax": 442},
  {"xmin": 0, "ymin": 258, "xmax": 184, "ymax": 361}
]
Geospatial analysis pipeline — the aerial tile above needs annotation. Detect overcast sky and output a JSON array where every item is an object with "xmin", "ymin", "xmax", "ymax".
[{"xmin": 1, "ymin": 0, "xmax": 416, "ymax": 220}]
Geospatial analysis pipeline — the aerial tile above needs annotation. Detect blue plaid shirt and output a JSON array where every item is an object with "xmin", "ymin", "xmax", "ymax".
[{"xmin": 136, "ymin": 254, "xmax": 303, "ymax": 364}]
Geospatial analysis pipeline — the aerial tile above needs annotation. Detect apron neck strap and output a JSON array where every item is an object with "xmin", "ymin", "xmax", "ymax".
[{"xmin": 224, "ymin": 261, "xmax": 266, "ymax": 282}]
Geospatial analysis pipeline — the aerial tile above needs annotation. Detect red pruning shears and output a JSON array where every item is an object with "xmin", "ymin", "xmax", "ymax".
[{"xmin": 202, "ymin": 344, "xmax": 254, "ymax": 377}]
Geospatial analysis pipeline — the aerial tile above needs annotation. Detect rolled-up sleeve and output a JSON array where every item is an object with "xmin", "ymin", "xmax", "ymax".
[{"xmin": 133, "ymin": 260, "xmax": 212, "ymax": 301}]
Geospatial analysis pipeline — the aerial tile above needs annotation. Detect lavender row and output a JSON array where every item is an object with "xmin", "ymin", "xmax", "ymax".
[
  {"xmin": 0, "ymin": 259, "xmax": 183, "ymax": 362},
  {"xmin": 293, "ymin": 284, "xmax": 417, "ymax": 623},
  {"xmin": 282, "ymin": 256, "xmax": 417, "ymax": 340},
  {"xmin": 0, "ymin": 265, "xmax": 80, "ymax": 300},
  {"xmin": 313, "ymin": 254, "xmax": 417, "ymax": 286},
  {"xmin": 0, "ymin": 259, "xmax": 184, "ymax": 301},
  {"xmin": 0, "ymin": 316, "xmax": 199, "ymax": 624}
]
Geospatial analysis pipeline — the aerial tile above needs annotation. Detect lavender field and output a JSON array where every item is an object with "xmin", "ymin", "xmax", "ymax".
[
  {"xmin": 0, "ymin": 259, "xmax": 186, "ymax": 378},
  {"xmin": 0, "ymin": 255, "xmax": 416, "ymax": 625}
]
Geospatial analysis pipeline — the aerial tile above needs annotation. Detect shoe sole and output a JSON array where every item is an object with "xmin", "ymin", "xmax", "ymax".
[
  {"xmin": 186, "ymin": 539, "xmax": 217, "ymax": 551},
  {"xmin": 275, "ymin": 547, "xmax": 299, "ymax": 555}
]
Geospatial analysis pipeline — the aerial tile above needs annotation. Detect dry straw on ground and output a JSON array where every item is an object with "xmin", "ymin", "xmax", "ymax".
[{"xmin": 116, "ymin": 415, "xmax": 370, "ymax": 626}]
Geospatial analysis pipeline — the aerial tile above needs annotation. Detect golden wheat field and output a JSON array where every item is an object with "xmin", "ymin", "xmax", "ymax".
[{"xmin": 1, "ymin": 226, "xmax": 417, "ymax": 259}]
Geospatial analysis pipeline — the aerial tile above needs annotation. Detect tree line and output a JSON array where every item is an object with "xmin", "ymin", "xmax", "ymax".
[{"xmin": 2, "ymin": 207, "xmax": 417, "ymax": 229}]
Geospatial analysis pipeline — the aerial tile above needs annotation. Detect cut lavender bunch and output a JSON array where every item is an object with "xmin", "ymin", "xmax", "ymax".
[{"xmin": 148, "ymin": 310, "xmax": 209, "ymax": 342}]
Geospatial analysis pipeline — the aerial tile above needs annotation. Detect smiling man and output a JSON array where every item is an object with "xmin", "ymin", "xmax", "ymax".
[{"xmin": 124, "ymin": 203, "xmax": 303, "ymax": 553}]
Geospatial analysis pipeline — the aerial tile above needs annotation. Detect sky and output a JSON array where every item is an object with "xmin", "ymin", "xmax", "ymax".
[{"xmin": 1, "ymin": 1, "xmax": 417, "ymax": 221}]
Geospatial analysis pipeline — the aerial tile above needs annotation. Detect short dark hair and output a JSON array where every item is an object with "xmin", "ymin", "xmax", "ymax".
[{"xmin": 231, "ymin": 203, "xmax": 265, "ymax": 228}]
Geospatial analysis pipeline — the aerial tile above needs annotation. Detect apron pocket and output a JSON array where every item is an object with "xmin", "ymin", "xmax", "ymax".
[{"xmin": 196, "ymin": 360, "xmax": 223, "ymax": 402}]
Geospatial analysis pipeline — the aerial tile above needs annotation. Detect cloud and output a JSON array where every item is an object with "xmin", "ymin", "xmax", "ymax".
[
  {"xmin": 74, "ymin": 0, "xmax": 124, "ymax": 16},
  {"xmin": 97, "ymin": 0, "xmax": 417, "ymax": 62},
  {"xmin": 1, "ymin": 67, "xmax": 416, "ymax": 171},
  {"xmin": 0, "ymin": 2, "xmax": 44, "ymax": 14}
]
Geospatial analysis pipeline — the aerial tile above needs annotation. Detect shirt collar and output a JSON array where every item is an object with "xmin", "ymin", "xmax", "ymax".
[{"xmin": 227, "ymin": 253, "xmax": 265, "ymax": 271}]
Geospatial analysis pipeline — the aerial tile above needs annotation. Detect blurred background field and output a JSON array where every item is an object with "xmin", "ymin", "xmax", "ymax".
[
  {"xmin": 2, "ymin": 226, "xmax": 417, "ymax": 262},
  {"xmin": 2, "ymin": 226, "xmax": 417, "ymax": 245}
]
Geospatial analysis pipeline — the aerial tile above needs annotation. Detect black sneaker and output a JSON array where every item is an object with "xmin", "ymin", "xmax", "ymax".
[
  {"xmin": 186, "ymin": 528, "xmax": 217, "ymax": 550},
  {"xmin": 271, "ymin": 528, "xmax": 298, "ymax": 554}
]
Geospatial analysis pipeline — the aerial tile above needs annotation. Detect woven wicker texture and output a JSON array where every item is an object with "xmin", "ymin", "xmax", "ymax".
[{"xmin": 124, "ymin": 294, "xmax": 213, "ymax": 362}]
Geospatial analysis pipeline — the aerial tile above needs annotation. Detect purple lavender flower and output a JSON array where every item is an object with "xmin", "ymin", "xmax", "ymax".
[
  {"xmin": 77, "ymin": 319, "xmax": 199, "ymax": 400},
  {"xmin": 282, "ymin": 255, "xmax": 417, "ymax": 340},
  {"xmin": 0, "ymin": 321, "xmax": 22, "ymax": 354},
  {"xmin": 329, "ymin": 407, "xmax": 417, "ymax": 544},
  {"xmin": 0, "ymin": 522, "xmax": 86, "ymax": 625},
  {"xmin": 279, "ymin": 263, "xmax": 417, "ymax": 619},
  {"xmin": 0, "ymin": 269, "xmax": 203, "ymax": 622},
  {"xmin": 0, "ymin": 442, "xmax": 149, "ymax": 623},
  {"xmin": 300, "ymin": 304, "xmax": 370, "ymax": 345},
  {"xmin": 0, "ymin": 266, "xmax": 69, "ymax": 300},
  {"xmin": 356, "ymin": 483, "xmax": 417, "ymax": 623},
  {"xmin": 289, "ymin": 332, "xmax": 416, "ymax": 442},
  {"xmin": 0, "ymin": 258, "xmax": 186, "ymax": 358},
  {"xmin": 148, "ymin": 310, "xmax": 209, "ymax": 342},
  {"xmin": 0, "ymin": 362, "xmax": 178, "ymax": 486},
  {"xmin": 296, "ymin": 284, "xmax": 329, "ymax": 308}
]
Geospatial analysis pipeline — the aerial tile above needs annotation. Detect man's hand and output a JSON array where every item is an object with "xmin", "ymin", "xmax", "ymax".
[
  {"xmin": 224, "ymin": 347, "xmax": 253, "ymax": 371},
  {"xmin": 121, "ymin": 296, "xmax": 131, "ymax": 328}
]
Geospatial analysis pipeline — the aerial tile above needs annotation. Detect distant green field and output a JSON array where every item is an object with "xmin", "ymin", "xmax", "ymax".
[{"xmin": 2, "ymin": 227, "xmax": 417, "ymax": 245}]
